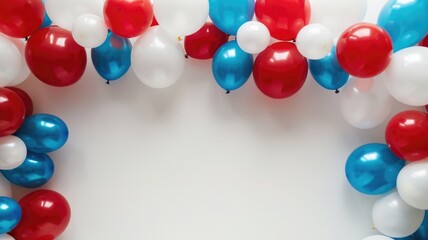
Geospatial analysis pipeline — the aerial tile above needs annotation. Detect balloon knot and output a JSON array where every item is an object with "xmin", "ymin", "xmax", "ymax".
[
  {"xmin": 106, "ymin": 80, "xmax": 110, "ymax": 85},
  {"xmin": 25, "ymin": 37, "xmax": 29, "ymax": 41},
  {"xmin": 185, "ymin": 54, "xmax": 189, "ymax": 59},
  {"xmin": 226, "ymin": 90, "xmax": 231, "ymax": 94},
  {"xmin": 335, "ymin": 89, "xmax": 340, "ymax": 94}
]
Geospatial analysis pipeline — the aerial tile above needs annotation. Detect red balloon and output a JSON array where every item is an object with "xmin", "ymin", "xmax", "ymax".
[
  {"xmin": 184, "ymin": 22, "xmax": 229, "ymax": 60},
  {"xmin": 420, "ymin": 35, "xmax": 428, "ymax": 47},
  {"xmin": 337, "ymin": 23, "xmax": 393, "ymax": 78},
  {"xmin": 255, "ymin": 0, "xmax": 311, "ymax": 41},
  {"xmin": 11, "ymin": 190, "xmax": 71, "ymax": 240},
  {"xmin": 25, "ymin": 26, "xmax": 87, "ymax": 87},
  {"xmin": 253, "ymin": 42, "xmax": 308, "ymax": 99},
  {"xmin": 151, "ymin": 16, "xmax": 159, "ymax": 27},
  {"xmin": 385, "ymin": 110, "xmax": 428, "ymax": 162},
  {"xmin": 0, "ymin": 88, "xmax": 25, "ymax": 137},
  {"xmin": 0, "ymin": 0, "xmax": 44, "ymax": 38},
  {"xmin": 425, "ymin": 105, "xmax": 428, "ymax": 112},
  {"xmin": 5, "ymin": 87, "xmax": 33, "ymax": 117},
  {"xmin": 104, "ymin": 0, "xmax": 153, "ymax": 38}
]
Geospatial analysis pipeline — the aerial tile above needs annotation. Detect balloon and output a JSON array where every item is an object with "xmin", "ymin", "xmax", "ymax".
[
  {"xmin": 414, "ymin": 211, "xmax": 428, "ymax": 239},
  {"xmin": 337, "ymin": 23, "xmax": 393, "ymax": 78},
  {"xmin": 40, "ymin": 0, "xmax": 52, "ymax": 29},
  {"xmin": 72, "ymin": 14, "xmax": 108, "ymax": 48},
  {"xmin": 236, "ymin": 21, "xmax": 270, "ymax": 54},
  {"xmin": 378, "ymin": 0, "xmax": 428, "ymax": 52},
  {"xmin": 15, "ymin": 114, "xmax": 69, "ymax": 153},
  {"xmin": 0, "ymin": 88, "xmax": 25, "ymax": 137},
  {"xmin": 5, "ymin": 87, "xmax": 33, "ymax": 117},
  {"xmin": 340, "ymin": 77, "xmax": 394, "ymax": 129},
  {"xmin": 184, "ymin": 22, "xmax": 229, "ymax": 60},
  {"xmin": 0, "ymin": 35, "xmax": 22, "ymax": 87},
  {"xmin": 255, "ymin": 0, "xmax": 310, "ymax": 41},
  {"xmin": 372, "ymin": 191, "xmax": 424, "ymax": 238},
  {"xmin": 296, "ymin": 23, "xmax": 333, "ymax": 60},
  {"xmin": 0, "ymin": 197, "xmax": 21, "ymax": 235},
  {"xmin": 0, "ymin": 0, "xmax": 44, "ymax": 38},
  {"xmin": 11, "ymin": 190, "xmax": 71, "ymax": 240},
  {"xmin": 362, "ymin": 236, "xmax": 393, "ymax": 240},
  {"xmin": 0, "ymin": 136, "xmax": 27, "ymax": 170},
  {"xmin": 209, "ymin": 0, "xmax": 255, "ymax": 35},
  {"xmin": 385, "ymin": 110, "xmax": 428, "ymax": 162},
  {"xmin": 151, "ymin": 16, "xmax": 158, "ymax": 27},
  {"xmin": 383, "ymin": 46, "xmax": 428, "ymax": 106},
  {"xmin": 7, "ymin": 38, "xmax": 31, "ymax": 87},
  {"xmin": 0, "ymin": 234, "xmax": 15, "ymax": 240},
  {"xmin": 397, "ymin": 160, "xmax": 428, "ymax": 210},
  {"xmin": 421, "ymin": 35, "xmax": 428, "ymax": 47},
  {"xmin": 212, "ymin": 41, "xmax": 253, "ymax": 92},
  {"xmin": 25, "ymin": 26, "xmax": 87, "ymax": 87},
  {"xmin": 426, "ymin": 105, "xmax": 428, "ymax": 113},
  {"xmin": 91, "ymin": 31, "xmax": 132, "ymax": 81},
  {"xmin": 132, "ymin": 27, "xmax": 185, "ymax": 89},
  {"xmin": 253, "ymin": 42, "xmax": 308, "ymax": 99},
  {"xmin": 104, "ymin": 0, "xmax": 153, "ymax": 38},
  {"xmin": 345, "ymin": 143, "xmax": 405, "ymax": 195},
  {"xmin": 0, "ymin": 174, "xmax": 12, "ymax": 198}
]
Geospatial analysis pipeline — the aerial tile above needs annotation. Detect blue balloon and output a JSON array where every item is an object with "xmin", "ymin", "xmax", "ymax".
[
  {"xmin": 41, "ymin": 0, "xmax": 52, "ymax": 28},
  {"xmin": 212, "ymin": 41, "xmax": 253, "ymax": 92},
  {"xmin": 414, "ymin": 211, "xmax": 428, "ymax": 239},
  {"xmin": 91, "ymin": 31, "xmax": 132, "ymax": 81},
  {"xmin": 209, "ymin": 0, "xmax": 255, "ymax": 35},
  {"xmin": 378, "ymin": 0, "xmax": 428, "ymax": 52},
  {"xmin": 15, "ymin": 114, "xmax": 68, "ymax": 153},
  {"xmin": 309, "ymin": 47, "xmax": 349, "ymax": 90},
  {"xmin": 1, "ymin": 151, "xmax": 54, "ymax": 188},
  {"xmin": 345, "ymin": 143, "xmax": 405, "ymax": 195},
  {"xmin": 0, "ymin": 197, "xmax": 22, "ymax": 234}
]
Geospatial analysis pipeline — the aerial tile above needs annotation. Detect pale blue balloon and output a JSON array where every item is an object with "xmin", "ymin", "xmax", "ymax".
[{"xmin": 209, "ymin": 0, "xmax": 255, "ymax": 35}]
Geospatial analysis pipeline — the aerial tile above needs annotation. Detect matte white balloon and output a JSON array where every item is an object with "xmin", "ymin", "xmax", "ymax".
[
  {"xmin": 340, "ymin": 77, "xmax": 394, "ymax": 129},
  {"xmin": 132, "ymin": 26, "xmax": 185, "ymax": 88},
  {"xmin": 372, "ymin": 191, "xmax": 424, "ymax": 238},
  {"xmin": 0, "ymin": 136, "xmax": 27, "ymax": 170},
  {"xmin": 237, "ymin": 21, "xmax": 271, "ymax": 54},
  {"xmin": 362, "ymin": 235, "xmax": 393, "ymax": 240},
  {"xmin": 383, "ymin": 46, "xmax": 428, "ymax": 106},
  {"xmin": 72, "ymin": 14, "xmax": 108, "ymax": 48},
  {"xmin": 0, "ymin": 174, "xmax": 12, "ymax": 198},
  {"xmin": 296, "ymin": 23, "xmax": 333, "ymax": 60},
  {"xmin": 397, "ymin": 159, "xmax": 428, "ymax": 210},
  {"xmin": 0, "ymin": 35, "xmax": 22, "ymax": 87},
  {"xmin": 7, "ymin": 38, "xmax": 30, "ymax": 86},
  {"xmin": 0, "ymin": 234, "xmax": 15, "ymax": 240}
]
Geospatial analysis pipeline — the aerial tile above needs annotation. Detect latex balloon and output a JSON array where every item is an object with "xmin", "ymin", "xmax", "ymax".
[
  {"xmin": 209, "ymin": 0, "xmax": 255, "ymax": 35},
  {"xmin": 91, "ymin": 31, "xmax": 132, "ymax": 81},
  {"xmin": 236, "ymin": 21, "xmax": 270, "ymax": 54},
  {"xmin": 0, "ymin": 136, "xmax": 27, "ymax": 170},
  {"xmin": 340, "ymin": 77, "xmax": 394, "ymax": 129},
  {"xmin": 255, "ymin": 0, "xmax": 310, "ymax": 41},
  {"xmin": 383, "ymin": 46, "xmax": 428, "ymax": 106},
  {"xmin": 212, "ymin": 41, "xmax": 253, "ymax": 92},
  {"xmin": 72, "ymin": 14, "xmax": 108, "ymax": 48},
  {"xmin": 0, "ymin": 0, "xmax": 44, "ymax": 38},
  {"xmin": 184, "ymin": 22, "xmax": 229, "ymax": 60},
  {"xmin": 132, "ymin": 27, "xmax": 185, "ymax": 89},
  {"xmin": 426, "ymin": 105, "xmax": 428, "ymax": 112},
  {"xmin": 0, "ymin": 234, "xmax": 15, "ymax": 240},
  {"xmin": 296, "ymin": 23, "xmax": 333, "ymax": 60},
  {"xmin": 253, "ymin": 42, "xmax": 308, "ymax": 99},
  {"xmin": 362, "ymin": 236, "xmax": 393, "ymax": 240},
  {"xmin": 0, "ymin": 197, "xmax": 22, "ymax": 235},
  {"xmin": 0, "ymin": 88, "xmax": 25, "ymax": 137},
  {"xmin": 421, "ymin": 35, "xmax": 428, "ymax": 47},
  {"xmin": 7, "ymin": 38, "xmax": 31, "ymax": 87},
  {"xmin": 11, "ymin": 190, "xmax": 71, "ymax": 240},
  {"xmin": 397, "ymin": 160, "xmax": 428, "ymax": 210},
  {"xmin": 0, "ymin": 35, "xmax": 22, "ymax": 87},
  {"xmin": 25, "ymin": 26, "xmax": 87, "ymax": 87},
  {"xmin": 385, "ymin": 110, "xmax": 428, "ymax": 162},
  {"xmin": 40, "ymin": 0, "xmax": 52, "ymax": 29},
  {"xmin": 372, "ymin": 191, "xmax": 424, "ymax": 238},
  {"xmin": 414, "ymin": 211, "xmax": 428, "ymax": 239},
  {"xmin": 0, "ymin": 174, "xmax": 12, "ymax": 198},
  {"xmin": 378, "ymin": 0, "xmax": 428, "ymax": 52},
  {"xmin": 337, "ymin": 23, "xmax": 393, "ymax": 78},
  {"xmin": 5, "ymin": 87, "xmax": 33, "ymax": 117},
  {"xmin": 104, "ymin": 0, "xmax": 153, "ymax": 38}
]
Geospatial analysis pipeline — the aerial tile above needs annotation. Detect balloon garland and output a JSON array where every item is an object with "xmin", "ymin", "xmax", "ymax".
[{"xmin": 0, "ymin": 0, "xmax": 427, "ymax": 239}]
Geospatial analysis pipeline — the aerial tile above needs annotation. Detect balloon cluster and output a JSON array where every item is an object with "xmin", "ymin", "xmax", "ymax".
[{"xmin": 0, "ymin": 0, "xmax": 427, "ymax": 239}]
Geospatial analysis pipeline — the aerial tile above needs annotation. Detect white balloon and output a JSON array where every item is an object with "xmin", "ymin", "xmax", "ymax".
[
  {"xmin": 7, "ymin": 38, "xmax": 30, "ymax": 86},
  {"xmin": 45, "ymin": 0, "xmax": 104, "ymax": 30},
  {"xmin": 132, "ymin": 26, "xmax": 185, "ymax": 88},
  {"xmin": 296, "ymin": 23, "xmax": 333, "ymax": 60},
  {"xmin": 397, "ymin": 159, "xmax": 428, "ymax": 210},
  {"xmin": 0, "ymin": 174, "xmax": 12, "ymax": 198},
  {"xmin": 72, "ymin": 14, "xmax": 108, "ymax": 48},
  {"xmin": 0, "ymin": 234, "xmax": 15, "ymax": 240},
  {"xmin": 0, "ymin": 35, "xmax": 22, "ymax": 87},
  {"xmin": 362, "ymin": 235, "xmax": 393, "ymax": 240},
  {"xmin": 383, "ymin": 46, "xmax": 428, "ymax": 106},
  {"xmin": 372, "ymin": 191, "xmax": 424, "ymax": 238},
  {"xmin": 340, "ymin": 77, "xmax": 394, "ymax": 129},
  {"xmin": 237, "ymin": 21, "xmax": 271, "ymax": 54},
  {"xmin": 154, "ymin": 0, "xmax": 208, "ymax": 37},
  {"xmin": 0, "ymin": 136, "xmax": 27, "ymax": 170}
]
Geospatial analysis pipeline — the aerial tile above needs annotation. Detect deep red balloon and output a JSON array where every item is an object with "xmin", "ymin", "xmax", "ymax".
[
  {"xmin": 385, "ymin": 110, "xmax": 428, "ymax": 162},
  {"xmin": 184, "ymin": 22, "xmax": 229, "ymax": 60},
  {"xmin": 104, "ymin": 0, "xmax": 153, "ymax": 38},
  {"xmin": 255, "ymin": 0, "xmax": 310, "ymax": 41},
  {"xmin": 11, "ymin": 190, "xmax": 71, "ymax": 240},
  {"xmin": 419, "ymin": 35, "xmax": 428, "ymax": 47},
  {"xmin": 151, "ymin": 16, "xmax": 159, "ymax": 27},
  {"xmin": 425, "ymin": 105, "xmax": 428, "ymax": 112},
  {"xmin": 337, "ymin": 23, "xmax": 393, "ymax": 78},
  {"xmin": 253, "ymin": 42, "xmax": 308, "ymax": 99},
  {"xmin": 5, "ymin": 87, "xmax": 33, "ymax": 117},
  {"xmin": 0, "ymin": 88, "xmax": 25, "ymax": 137},
  {"xmin": 0, "ymin": 0, "xmax": 44, "ymax": 38},
  {"xmin": 25, "ymin": 26, "xmax": 87, "ymax": 87}
]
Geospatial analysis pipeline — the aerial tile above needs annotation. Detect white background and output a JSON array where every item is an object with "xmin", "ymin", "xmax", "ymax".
[{"xmin": 13, "ymin": 0, "xmax": 424, "ymax": 239}]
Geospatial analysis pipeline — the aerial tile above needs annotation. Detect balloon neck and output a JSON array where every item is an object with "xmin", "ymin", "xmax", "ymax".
[
  {"xmin": 106, "ymin": 80, "xmax": 110, "ymax": 85},
  {"xmin": 24, "ymin": 36, "xmax": 29, "ymax": 41},
  {"xmin": 185, "ymin": 54, "xmax": 189, "ymax": 59},
  {"xmin": 226, "ymin": 90, "xmax": 230, "ymax": 94},
  {"xmin": 335, "ymin": 89, "xmax": 340, "ymax": 94}
]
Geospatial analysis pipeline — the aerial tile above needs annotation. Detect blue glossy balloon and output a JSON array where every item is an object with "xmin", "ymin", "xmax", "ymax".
[
  {"xmin": 309, "ymin": 47, "xmax": 349, "ymax": 90},
  {"xmin": 41, "ymin": 0, "xmax": 52, "ymax": 28},
  {"xmin": 15, "ymin": 114, "xmax": 68, "ymax": 153},
  {"xmin": 0, "ymin": 197, "xmax": 22, "ymax": 234},
  {"xmin": 209, "ymin": 0, "xmax": 255, "ymax": 35},
  {"xmin": 414, "ymin": 211, "xmax": 428, "ymax": 239},
  {"xmin": 212, "ymin": 41, "xmax": 253, "ymax": 92},
  {"xmin": 1, "ymin": 151, "xmax": 54, "ymax": 188},
  {"xmin": 378, "ymin": 0, "xmax": 428, "ymax": 52},
  {"xmin": 91, "ymin": 31, "xmax": 132, "ymax": 81},
  {"xmin": 345, "ymin": 143, "xmax": 405, "ymax": 195}
]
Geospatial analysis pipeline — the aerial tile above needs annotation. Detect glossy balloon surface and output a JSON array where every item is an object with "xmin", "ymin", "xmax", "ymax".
[
  {"xmin": 0, "ymin": 88, "xmax": 25, "ymax": 137},
  {"xmin": 0, "ymin": 0, "xmax": 44, "ymax": 38},
  {"xmin": 0, "ymin": 197, "xmax": 22, "ymax": 235},
  {"xmin": 209, "ymin": 0, "xmax": 255, "ymax": 35}
]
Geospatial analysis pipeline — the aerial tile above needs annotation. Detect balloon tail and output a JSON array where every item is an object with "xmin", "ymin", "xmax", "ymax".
[
  {"xmin": 226, "ymin": 90, "xmax": 230, "ymax": 94},
  {"xmin": 185, "ymin": 54, "xmax": 189, "ymax": 59},
  {"xmin": 335, "ymin": 89, "xmax": 340, "ymax": 94},
  {"xmin": 106, "ymin": 80, "xmax": 110, "ymax": 85}
]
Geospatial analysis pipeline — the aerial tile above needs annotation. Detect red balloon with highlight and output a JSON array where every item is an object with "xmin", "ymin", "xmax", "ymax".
[{"xmin": 0, "ymin": 88, "xmax": 25, "ymax": 137}]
